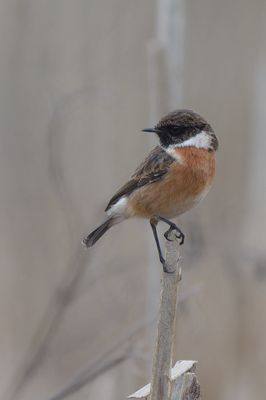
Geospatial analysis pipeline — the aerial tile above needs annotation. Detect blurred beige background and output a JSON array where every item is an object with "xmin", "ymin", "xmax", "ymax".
[{"xmin": 1, "ymin": 1, "xmax": 266, "ymax": 400}]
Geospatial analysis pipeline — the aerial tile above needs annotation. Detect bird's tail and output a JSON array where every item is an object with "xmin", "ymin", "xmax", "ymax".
[{"xmin": 82, "ymin": 217, "xmax": 114, "ymax": 248}]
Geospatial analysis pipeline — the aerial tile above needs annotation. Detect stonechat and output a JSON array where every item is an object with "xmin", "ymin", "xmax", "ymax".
[{"xmin": 83, "ymin": 109, "xmax": 218, "ymax": 272}]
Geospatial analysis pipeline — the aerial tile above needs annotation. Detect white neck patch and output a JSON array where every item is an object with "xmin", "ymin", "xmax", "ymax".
[
  {"xmin": 171, "ymin": 130, "xmax": 211, "ymax": 150},
  {"xmin": 164, "ymin": 147, "xmax": 184, "ymax": 163}
]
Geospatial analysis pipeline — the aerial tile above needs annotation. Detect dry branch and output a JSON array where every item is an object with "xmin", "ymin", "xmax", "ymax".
[
  {"xmin": 128, "ymin": 233, "xmax": 201, "ymax": 400},
  {"xmin": 150, "ymin": 232, "xmax": 181, "ymax": 400},
  {"xmin": 129, "ymin": 360, "xmax": 200, "ymax": 400}
]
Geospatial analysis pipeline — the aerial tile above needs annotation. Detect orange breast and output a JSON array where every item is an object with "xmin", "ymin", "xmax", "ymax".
[{"xmin": 128, "ymin": 147, "xmax": 216, "ymax": 219}]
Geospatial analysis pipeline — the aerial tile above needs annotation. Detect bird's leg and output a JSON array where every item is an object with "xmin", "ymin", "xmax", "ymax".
[
  {"xmin": 150, "ymin": 218, "xmax": 169, "ymax": 272},
  {"xmin": 157, "ymin": 216, "xmax": 185, "ymax": 245}
]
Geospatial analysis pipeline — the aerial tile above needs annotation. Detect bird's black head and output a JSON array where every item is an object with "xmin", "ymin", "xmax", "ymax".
[{"xmin": 143, "ymin": 109, "xmax": 218, "ymax": 151}]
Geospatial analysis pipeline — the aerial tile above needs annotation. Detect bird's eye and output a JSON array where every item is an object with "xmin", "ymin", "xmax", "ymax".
[{"xmin": 170, "ymin": 126, "xmax": 186, "ymax": 135}]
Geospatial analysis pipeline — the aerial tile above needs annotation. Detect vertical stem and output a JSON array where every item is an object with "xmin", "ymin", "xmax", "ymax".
[{"xmin": 150, "ymin": 233, "xmax": 181, "ymax": 400}]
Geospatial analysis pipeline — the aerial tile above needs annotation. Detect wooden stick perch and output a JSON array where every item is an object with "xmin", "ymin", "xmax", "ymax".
[
  {"xmin": 150, "ymin": 231, "xmax": 181, "ymax": 400},
  {"xmin": 128, "ymin": 233, "xmax": 201, "ymax": 400}
]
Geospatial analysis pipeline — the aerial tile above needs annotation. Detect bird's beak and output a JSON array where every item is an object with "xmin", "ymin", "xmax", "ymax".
[{"xmin": 142, "ymin": 128, "xmax": 161, "ymax": 133}]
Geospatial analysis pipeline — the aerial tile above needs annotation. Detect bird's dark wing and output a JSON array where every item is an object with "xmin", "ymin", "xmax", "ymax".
[{"xmin": 105, "ymin": 146, "xmax": 174, "ymax": 211}]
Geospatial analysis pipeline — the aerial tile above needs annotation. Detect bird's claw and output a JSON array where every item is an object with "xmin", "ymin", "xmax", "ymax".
[
  {"xmin": 159, "ymin": 256, "xmax": 173, "ymax": 273},
  {"xmin": 162, "ymin": 260, "xmax": 175, "ymax": 274},
  {"xmin": 164, "ymin": 227, "xmax": 185, "ymax": 245}
]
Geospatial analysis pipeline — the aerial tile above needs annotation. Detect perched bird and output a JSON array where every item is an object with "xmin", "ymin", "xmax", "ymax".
[{"xmin": 83, "ymin": 109, "xmax": 218, "ymax": 272}]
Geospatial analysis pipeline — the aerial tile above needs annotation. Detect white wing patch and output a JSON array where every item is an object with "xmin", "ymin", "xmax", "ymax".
[{"xmin": 107, "ymin": 196, "xmax": 128, "ymax": 217}]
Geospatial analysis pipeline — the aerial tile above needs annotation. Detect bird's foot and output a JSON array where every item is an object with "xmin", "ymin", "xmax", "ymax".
[
  {"xmin": 164, "ymin": 225, "xmax": 185, "ymax": 245},
  {"xmin": 157, "ymin": 254, "xmax": 172, "ymax": 273},
  {"xmin": 158, "ymin": 257, "xmax": 173, "ymax": 273}
]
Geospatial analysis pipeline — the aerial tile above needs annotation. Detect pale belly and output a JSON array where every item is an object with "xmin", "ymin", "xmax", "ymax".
[{"xmin": 158, "ymin": 185, "xmax": 211, "ymax": 218}]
